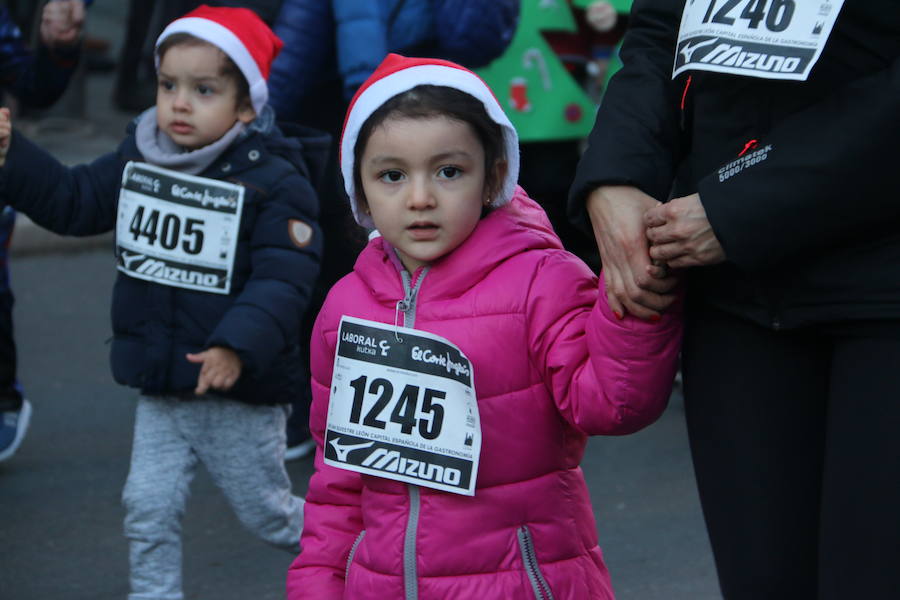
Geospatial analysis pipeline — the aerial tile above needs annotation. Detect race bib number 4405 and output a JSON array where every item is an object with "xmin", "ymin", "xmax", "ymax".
[
  {"xmin": 674, "ymin": 0, "xmax": 845, "ymax": 81},
  {"xmin": 325, "ymin": 316, "xmax": 481, "ymax": 496},
  {"xmin": 115, "ymin": 162, "xmax": 244, "ymax": 294}
]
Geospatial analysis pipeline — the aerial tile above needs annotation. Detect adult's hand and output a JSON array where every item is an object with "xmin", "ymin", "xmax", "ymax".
[
  {"xmin": 40, "ymin": 0, "xmax": 86, "ymax": 49},
  {"xmin": 645, "ymin": 193, "xmax": 726, "ymax": 268},
  {"xmin": 587, "ymin": 185, "xmax": 679, "ymax": 320}
]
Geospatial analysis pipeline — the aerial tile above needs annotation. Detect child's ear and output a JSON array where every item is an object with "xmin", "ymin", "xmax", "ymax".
[
  {"xmin": 485, "ymin": 159, "xmax": 509, "ymax": 205},
  {"xmin": 358, "ymin": 196, "xmax": 371, "ymax": 216},
  {"xmin": 237, "ymin": 101, "xmax": 256, "ymax": 124}
]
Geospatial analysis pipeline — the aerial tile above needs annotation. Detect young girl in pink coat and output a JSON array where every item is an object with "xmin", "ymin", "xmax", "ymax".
[{"xmin": 287, "ymin": 53, "xmax": 682, "ymax": 599}]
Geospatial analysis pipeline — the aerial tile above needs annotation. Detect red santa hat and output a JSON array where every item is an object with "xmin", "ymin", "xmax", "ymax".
[
  {"xmin": 155, "ymin": 5, "xmax": 283, "ymax": 115},
  {"xmin": 341, "ymin": 53, "xmax": 520, "ymax": 228}
]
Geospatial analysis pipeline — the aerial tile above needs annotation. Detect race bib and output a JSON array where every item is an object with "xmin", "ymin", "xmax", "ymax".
[
  {"xmin": 115, "ymin": 162, "xmax": 244, "ymax": 295},
  {"xmin": 324, "ymin": 316, "xmax": 482, "ymax": 496},
  {"xmin": 674, "ymin": 0, "xmax": 845, "ymax": 81}
]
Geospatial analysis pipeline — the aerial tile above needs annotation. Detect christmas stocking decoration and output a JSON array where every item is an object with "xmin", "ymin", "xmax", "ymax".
[{"xmin": 509, "ymin": 77, "xmax": 532, "ymax": 112}]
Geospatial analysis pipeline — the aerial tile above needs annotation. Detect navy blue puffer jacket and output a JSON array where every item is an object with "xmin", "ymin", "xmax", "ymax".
[{"xmin": 0, "ymin": 121, "xmax": 328, "ymax": 405}]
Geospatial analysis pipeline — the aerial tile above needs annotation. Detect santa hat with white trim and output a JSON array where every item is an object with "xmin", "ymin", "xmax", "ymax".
[
  {"xmin": 155, "ymin": 5, "xmax": 283, "ymax": 115},
  {"xmin": 341, "ymin": 53, "xmax": 520, "ymax": 229}
]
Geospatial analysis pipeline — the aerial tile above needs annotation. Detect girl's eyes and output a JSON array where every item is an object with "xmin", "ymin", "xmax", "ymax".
[
  {"xmin": 197, "ymin": 84, "xmax": 215, "ymax": 96},
  {"xmin": 438, "ymin": 166, "xmax": 462, "ymax": 179},
  {"xmin": 159, "ymin": 80, "xmax": 175, "ymax": 91},
  {"xmin": 375, "ymin": 166, "xmax": 463, "ymax": 183},
  {"xmin": 378, "ymin": 170, "xmax": 405, "ymax": 183}
]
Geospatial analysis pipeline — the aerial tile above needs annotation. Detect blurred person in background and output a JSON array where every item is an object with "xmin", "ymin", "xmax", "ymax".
[{"xmin": 0, "ymin": 0, "xmax": 87, "ymax": 463}]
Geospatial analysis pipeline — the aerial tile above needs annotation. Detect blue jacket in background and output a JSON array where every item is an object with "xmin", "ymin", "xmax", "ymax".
[
  {"xmin": 0, "ymin": 122, "xmax": 328, "ymax": 406},
  {"xmin": 268, "ymin": 0, "xmax": 519, "ymax": 120},
  {"xmin": 0, "ymin": 6, "xmax": 83, "ymax": 108}
]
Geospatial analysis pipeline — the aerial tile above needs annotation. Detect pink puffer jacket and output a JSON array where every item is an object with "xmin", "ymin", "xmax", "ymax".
[{"xmin": 287, "ymin": 189, "xmax": 682, "ymax": 599}]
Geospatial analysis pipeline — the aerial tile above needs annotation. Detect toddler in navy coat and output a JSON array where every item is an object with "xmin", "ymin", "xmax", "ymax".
[{"xmin": 0, "ymin": 6, "xmax": 323, "ymax": 599}]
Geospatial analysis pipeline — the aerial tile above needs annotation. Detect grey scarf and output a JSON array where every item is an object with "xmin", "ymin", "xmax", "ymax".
[{"xmin": 134, "ymin": 107, "xmax": 246, "ymax": 175}]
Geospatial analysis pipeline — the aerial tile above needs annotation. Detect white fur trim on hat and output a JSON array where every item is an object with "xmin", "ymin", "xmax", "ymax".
[
  {"xmin": 341, "ymin": 62, "xmax": 520, "ymax": 229},
  {"xmin": 156, "ymin": 17, "xmax": 268, "ymax": 114}
]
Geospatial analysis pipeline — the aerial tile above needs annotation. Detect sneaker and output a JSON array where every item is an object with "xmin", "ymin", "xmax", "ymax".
[
  {"xmin": 0, "ymin": 399, "xmax": 32, "ymax": 462},
  {"xmin": 284, "ymin": 434, "xmax": 316, "ymax": 462}
]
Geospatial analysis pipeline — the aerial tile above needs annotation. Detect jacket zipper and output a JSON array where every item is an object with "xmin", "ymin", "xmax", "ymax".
[
  {"xmin": 404, "ymin": 486, "xmax": 421, "ymax": 600},
  {"xmin": 396, "ymin": 263, "xmax": 429, "ymax": 600},
  {"xmin": 395, "ymin": 266, "xmax": 429, "ymax": 332},
  {"xmin": 345, "ymin": 530, "xmax": 366, "ymax": 583},
  {"xmin": 517, "ymin": 525, "xmax": 555, "ymax": 600}
]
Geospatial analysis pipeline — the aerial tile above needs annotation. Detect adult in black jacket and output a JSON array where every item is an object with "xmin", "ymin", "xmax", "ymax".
[{"xmin": 569, "ymin": 0, "xmax": 900, "ymax": 598}]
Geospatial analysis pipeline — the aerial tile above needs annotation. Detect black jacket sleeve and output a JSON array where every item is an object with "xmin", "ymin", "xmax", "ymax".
[
  {"xmin": 0, "ymin": 130, "xmax": 120, "ymax": 236},
  {"xmin": 567, "ymin": 0, "xmax": 686, "ymax": 231}
]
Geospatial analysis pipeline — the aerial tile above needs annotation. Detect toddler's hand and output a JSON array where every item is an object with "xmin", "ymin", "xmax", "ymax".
[
  {"xmin": 0, "ymin": 108, "xmax": 12, "ymax": 168},
  {"xmin": 186, "ymin": 346, "xmax": 243, "ymax": 395},
  {"xmin": 40, "ymin": 0, "xmax": 85, "ymax": 49}
]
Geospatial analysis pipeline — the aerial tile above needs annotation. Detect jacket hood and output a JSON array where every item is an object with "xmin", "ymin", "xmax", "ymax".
[
  {"xmin": 266, "ymin": 121, "xmax": 331, "ymax": 190},
  {"xmin": 355, "ymin": 187, "xmax": 562, "ymax": 303}
]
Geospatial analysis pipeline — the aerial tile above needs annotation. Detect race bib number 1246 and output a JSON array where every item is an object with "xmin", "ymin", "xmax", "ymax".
[{"xmin": 674, "ymin": 0, "xmax": 845, "ymax": 81}]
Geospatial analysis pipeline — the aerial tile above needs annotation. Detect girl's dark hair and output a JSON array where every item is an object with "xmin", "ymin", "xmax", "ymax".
[
  {"xmin": 353, "ymin": 85, "xmax": 507, "ymax": 208},
  {"xmin": 156, "ymin": 33, "xmax": 251, "ymax": 110}
]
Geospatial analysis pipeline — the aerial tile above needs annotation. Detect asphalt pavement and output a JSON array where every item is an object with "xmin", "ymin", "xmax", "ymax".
[{"xmin": 0, "ymin": 3, "xmax": 721, "ymax": 599}]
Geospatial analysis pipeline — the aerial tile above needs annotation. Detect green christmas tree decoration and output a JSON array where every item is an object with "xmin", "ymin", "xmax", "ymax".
[
  {"xmin": 476, "ymin": 0, "xmax": 598, "ymax": 142},
  {"xmin": 572, "ymin": 0, "xmax": 632, "ymax": 12}
]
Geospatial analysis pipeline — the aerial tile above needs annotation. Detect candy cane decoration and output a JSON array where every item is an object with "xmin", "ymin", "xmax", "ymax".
[{"xmin": 523, "ymin": 48, "xmax": 553, "ymax": 90}]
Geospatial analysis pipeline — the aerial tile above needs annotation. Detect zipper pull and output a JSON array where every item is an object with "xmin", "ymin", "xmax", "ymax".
[
  {"xmin": 394, "ymin": 299, "xmax": 408, "ymax": 342},
  {"xmin": 680, "ymin": 75, "xmax": 692, "ymax": 131}
]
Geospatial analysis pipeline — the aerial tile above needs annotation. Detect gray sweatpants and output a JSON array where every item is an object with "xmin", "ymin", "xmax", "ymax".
[{"xmin": 122, "ymin": 396, "xmax": 304, "ymax": 600}]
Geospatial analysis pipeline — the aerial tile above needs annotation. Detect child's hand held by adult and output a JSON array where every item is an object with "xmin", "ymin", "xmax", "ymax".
[
  {"xmin": 587, "ymin": 185, "xmax": 678, "ymax": 321},
  {"xmin": 186, "ymin": 346, "xmax": 242, "ymax": 395},
  {"xmin": 40, "ymin": 0, "xmax": 85, "ymax": 49}
]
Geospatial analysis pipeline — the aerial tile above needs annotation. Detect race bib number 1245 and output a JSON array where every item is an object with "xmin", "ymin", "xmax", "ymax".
[{"xmin": 324, "ymin": 316, "xmax": 482, "ymax": 496}]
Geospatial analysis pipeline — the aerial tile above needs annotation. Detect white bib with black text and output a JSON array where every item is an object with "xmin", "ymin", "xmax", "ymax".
[
  {"xmin": 674, "ymin": 0, "xmax": 845, "ymax": 80},
  {"xmin": 324, "ymin": 316, "xmax": 482, "ymax": 496},
  {"xmin": 115, "ymin": 161, "xmax": 244, "ymax": 295}
]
